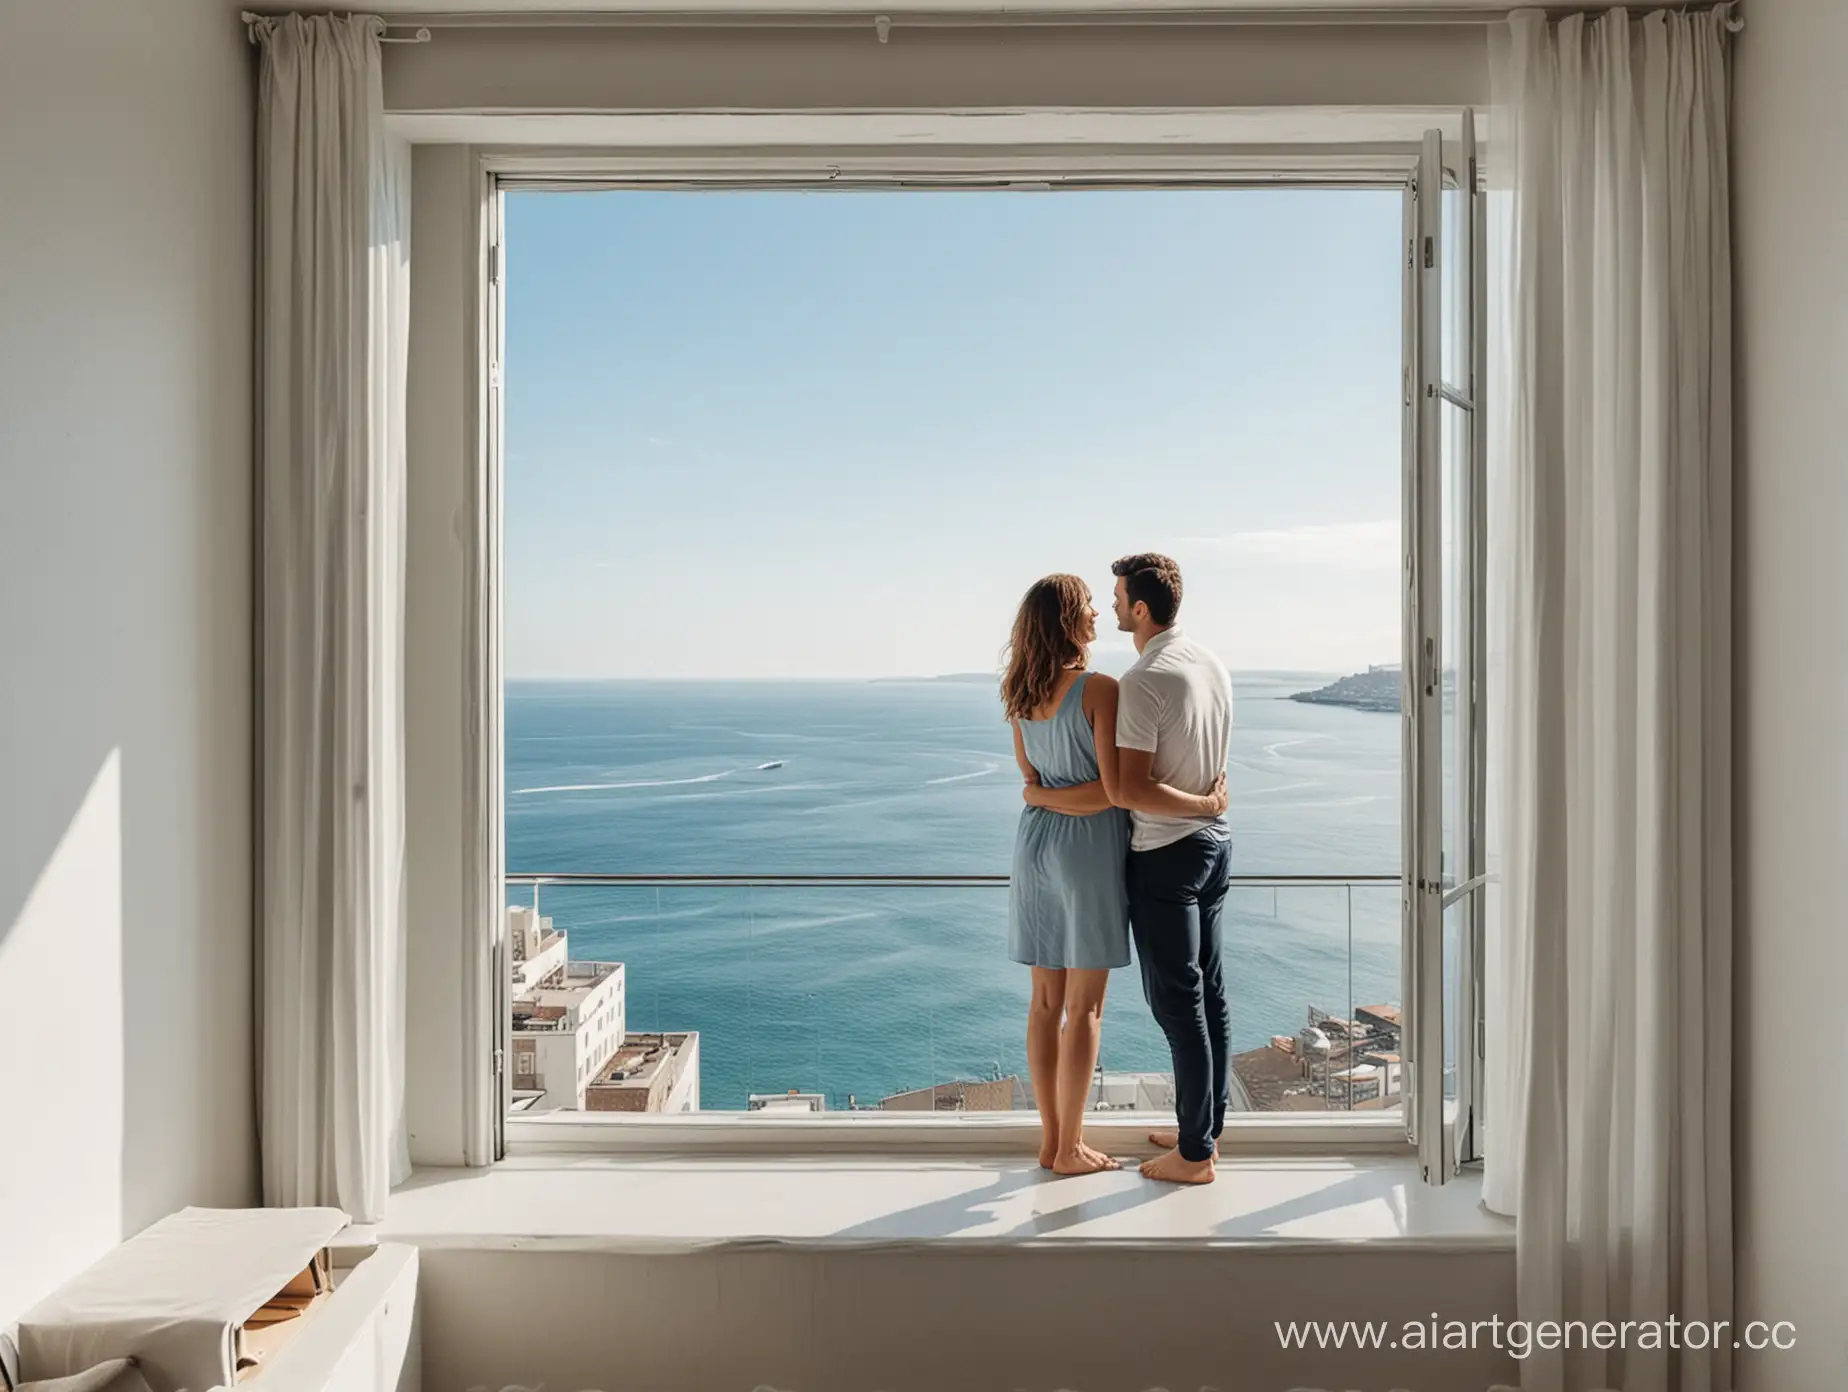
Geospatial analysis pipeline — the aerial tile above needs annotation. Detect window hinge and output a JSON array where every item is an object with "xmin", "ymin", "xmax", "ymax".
[
  {"xmin": 1422, "ymin": 236, "xmax": 1435, "ymax": 270},
  {"xmin": 492, "ymin": 1047, "xmax": 505, "ymax": 1076},
  {"xmin": 1476, "ymin": 1017, "xmax": 1487, "ymax": 1060},
  {"xmin": 488, "ymin": 244, "xmax": 501, "ymax": 286}
]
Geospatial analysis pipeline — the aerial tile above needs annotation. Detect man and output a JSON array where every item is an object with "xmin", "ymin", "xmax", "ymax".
[{"xmin": 1109, "ymin": 553, "xmax": 1234, "ymax": 1185}]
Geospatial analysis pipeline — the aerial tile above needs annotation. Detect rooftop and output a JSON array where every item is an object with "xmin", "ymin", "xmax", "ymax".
[
  {"xmin": 519, "ymin": 960, "xmax": 622, "ymax": 1014},
  {"xmin": 587, "ymin": 1031, "xmax": 696, "ymax": 1094},
  {"xmin": 1232, "ymin": 1044, "xmax": 1316, "ymax": 1112},
  {"xmin": 878, "ymin": 1077, "xmax": 1022, "ymax": 1113}
]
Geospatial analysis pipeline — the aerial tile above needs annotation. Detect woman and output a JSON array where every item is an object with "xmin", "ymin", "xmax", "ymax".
[{"xmin": 1002, "ymin": 574, "xmax": 1132, "ymax": 1176}]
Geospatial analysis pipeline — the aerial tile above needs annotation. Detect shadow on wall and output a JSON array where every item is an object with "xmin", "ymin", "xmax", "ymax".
[
  {"xmin": 0, "ymin": 748, "xmax": 127, "ymax": 1328},
  {"xmin": 0, "ymin": 742, "xmax": 123, "ymax": 961},
  {"xmin": 1, "ymin": 713, "xmax": 259, "ymax": 1331}
]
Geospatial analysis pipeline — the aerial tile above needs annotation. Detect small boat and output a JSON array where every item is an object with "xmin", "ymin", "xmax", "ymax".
[{"xmin": 757, "ymin": 760, "xmax": 785, "ymax": 771}]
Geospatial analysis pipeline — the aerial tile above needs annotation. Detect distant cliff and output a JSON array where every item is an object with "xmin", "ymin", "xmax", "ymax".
[{"xmin": 1289, "ymin": 666, "xmax": 1401, "ymax": 714}]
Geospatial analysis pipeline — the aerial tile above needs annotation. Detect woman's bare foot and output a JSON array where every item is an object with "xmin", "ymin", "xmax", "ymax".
[
  {"xmin": 1052, "ymin": 1146, "xmax": 1121, "ymax": 1176},
  {"xmin": 1078, "ymin": 1141, "xmax": 1119, "ymax": 1169},
  {"xmin": 1147, "ymin": 1130, "xmax": 1218, "ymax": 1155},
  {"xmin": 1046, "ymin": 1137, "xmax": 1119, "ymax": 1173},
  {"xmin": 1139, "ymin": 1147, "xmax": 1216, "ymax": 1185}
]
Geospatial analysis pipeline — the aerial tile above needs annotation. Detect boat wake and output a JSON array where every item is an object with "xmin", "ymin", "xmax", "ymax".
[
  {"xmin": 1243, "ymin": 779, "xmax": 1322, "ymax": 798},
  {"xmin": 514, "ymin": 768, "xmax": 743, "ymax": 795},
  {"xmin": 924, "ymin": 762, "xmax": 1000, "ymax": 785},
  {"xmin": 1263, "ymin": 734, "xmax": 1333, "ymax": 759}
]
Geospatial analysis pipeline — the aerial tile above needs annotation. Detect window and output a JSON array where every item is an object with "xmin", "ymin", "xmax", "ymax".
[
  {"xmin": 485, "ymin": 137, "xmax": 1486, "ymax": 1164},
  {"xmin": 1405, "ymin": 119, "xmax": 1488, "ymax": 1184}
]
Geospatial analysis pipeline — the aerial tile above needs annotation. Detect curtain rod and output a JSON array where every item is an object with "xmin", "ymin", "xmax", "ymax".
[
  {"xmin": 242, "ymin": 10, "xmax": 433, "ymax": 40},
  {"xmin": 365, "ymin": 1, "xmax": 1741, "ymax": 32}
]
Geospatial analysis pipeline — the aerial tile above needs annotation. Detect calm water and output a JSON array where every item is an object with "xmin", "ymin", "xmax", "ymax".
[{"xmin": 505, "ymin": 675, "xmax": 1401, "ymax": 1110}]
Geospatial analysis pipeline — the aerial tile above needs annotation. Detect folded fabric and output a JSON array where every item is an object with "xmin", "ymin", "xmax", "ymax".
[
  {"xmin": 17, "ymin": 1358, "xmax": 153, "ymax": 1392},
  {"xmin": 16, "ymin": 1207, "xmax": 348, "ymax": 1392}
]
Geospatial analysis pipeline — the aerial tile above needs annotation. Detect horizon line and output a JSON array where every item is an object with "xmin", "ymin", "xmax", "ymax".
[{"xmin": 503, "ymin": 666, "xmax": 1395, "ymax": 684}]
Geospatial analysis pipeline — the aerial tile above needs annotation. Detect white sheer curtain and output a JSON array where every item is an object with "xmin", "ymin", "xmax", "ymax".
[
  {"xmin": 252, "ymin": 13, "xmax": 411, "ymax": 1224},
  {"xmin": 1484, "ymin": 8, "xmax": 1733, "ymax": 1391}
]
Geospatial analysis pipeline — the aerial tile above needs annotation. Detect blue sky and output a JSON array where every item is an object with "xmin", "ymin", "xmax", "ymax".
[{"xmin": 503, "ymin": 188, "xmax": 1402, "ymax": 679}]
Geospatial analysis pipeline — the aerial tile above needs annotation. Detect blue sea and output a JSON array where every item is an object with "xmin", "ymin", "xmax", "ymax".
[{"xmin": 504, "ymin": 675, "xmax": 1401, "ymax": 1111}]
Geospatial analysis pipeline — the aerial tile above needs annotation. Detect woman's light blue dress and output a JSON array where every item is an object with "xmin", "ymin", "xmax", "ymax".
[{"xmin": 1008, "ymin": 673, "xmax": 1132, "ymax": 970}]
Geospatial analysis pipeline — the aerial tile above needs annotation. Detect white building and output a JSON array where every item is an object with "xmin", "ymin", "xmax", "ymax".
[
  {"xmin": 508, "ymin": 906, "xmax": 626, "ymax": 1112},
  {"xmin": 508, "ymin": 904, "xmax": 568, "ymax": 992},
  {"xmin": 748, "ymin": 1092, "xmax": 827, "ymax": 1114},
  {"xmin": 1088, "ymin": 1071, "xmax": 1175, "ymax": 1113}
]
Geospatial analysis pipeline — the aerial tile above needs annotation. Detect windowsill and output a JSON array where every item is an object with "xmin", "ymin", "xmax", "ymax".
[
  {"xmin": 367, "ymin": 1152, "xmax": 1510, "ymax": 1254},
  {"xmin": 500, "ymin": 1109, "xmax": 1417, "ymax": 1155}
]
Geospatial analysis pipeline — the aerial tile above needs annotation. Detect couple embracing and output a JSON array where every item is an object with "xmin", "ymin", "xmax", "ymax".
[{"xmin": 1003, "ymin": 553, "xmax": 1233, "ymax": 1186}]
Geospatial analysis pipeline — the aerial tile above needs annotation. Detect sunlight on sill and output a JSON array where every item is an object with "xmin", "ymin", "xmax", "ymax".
[{"xmin": 372, "ymin": 1153, "xmax": 1509, "ymax": 1253}]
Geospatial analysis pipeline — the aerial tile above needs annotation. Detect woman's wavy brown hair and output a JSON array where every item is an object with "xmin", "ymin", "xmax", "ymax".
[{"xmin": 1000, "ymin": 574, "xmax": 1092, "ymax": 721}]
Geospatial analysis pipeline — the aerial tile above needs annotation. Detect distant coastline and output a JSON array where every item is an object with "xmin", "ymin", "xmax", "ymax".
[{"xmin": 1288, "ymin": 665, "xmax": 1401, "ymax": 714}]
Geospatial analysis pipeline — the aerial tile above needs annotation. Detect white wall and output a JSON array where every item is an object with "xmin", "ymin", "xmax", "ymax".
[
  {"xmin": 1733, "ymin": 2, "xmax": 1848, "ymax": 1386},
  {"xmin": 384, "ymin": 21, "xmax": 1489, "ymax": 112},
  {"xmin": 413, "ymin": 1245, "xmax": 1514, "ymax": 1392},
  {"xmin": 665, "ymin": 1035, "xmax": 700, "ymax": 1114},
  {"xmin": 0, "ymin": 0, "xmax": 257, "ymax": 1330}
]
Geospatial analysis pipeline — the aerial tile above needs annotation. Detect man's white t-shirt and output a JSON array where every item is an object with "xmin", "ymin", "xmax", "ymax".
[{"xmin": 1115, "ymin": 627, "xmax": 1234, "ymax": 852}]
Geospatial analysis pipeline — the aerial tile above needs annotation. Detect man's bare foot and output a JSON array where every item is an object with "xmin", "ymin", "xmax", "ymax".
[
  {"xmin": 1139, "ymin": 1147, "xmax": 1216, "ymax": 1185},
  {"xmin": 1052, "ymin": 1146, "xmax": 1121, "ymax": 1176},
  {"xmin": 1147, "ymin": 1130, "xmax": 1218, "ymax": 1155}
]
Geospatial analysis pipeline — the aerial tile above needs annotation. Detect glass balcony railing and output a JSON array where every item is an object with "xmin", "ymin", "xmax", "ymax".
[{"xmin": 504, "ymin": 873, "xmax": 1402, "ymax": 1119}]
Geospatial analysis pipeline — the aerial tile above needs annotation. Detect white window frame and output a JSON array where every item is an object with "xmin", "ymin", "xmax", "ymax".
[
  {"xmin": 1402, "ymin": 117, "xmax": 1490, "ymax": 1186},
  {"xmin": 448, "ymin": 122, "xmax": 1484, "ymax": 1166}
]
